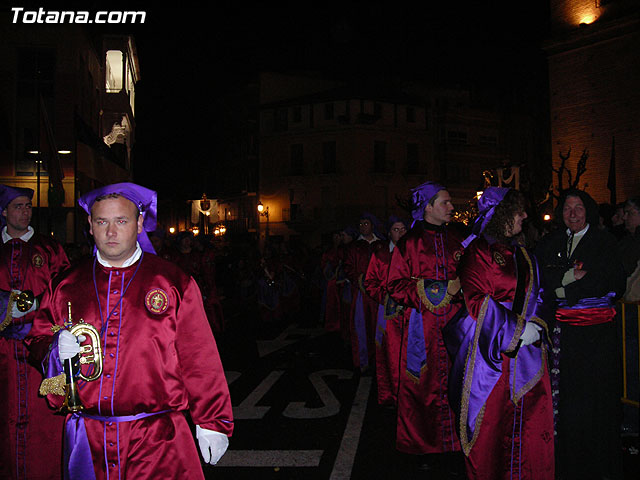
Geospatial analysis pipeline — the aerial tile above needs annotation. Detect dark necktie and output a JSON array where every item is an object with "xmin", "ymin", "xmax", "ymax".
[{"xmin": 567, "ymin": 233, "xmax": 574, "ymax": 259}]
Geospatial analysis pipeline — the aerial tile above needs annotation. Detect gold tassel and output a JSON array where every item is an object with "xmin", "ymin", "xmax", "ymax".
[
  {"xmin": 0, "ymin": 291, "xmax": 19, "ymax": 333},
  {"xmin": 39, "ymin": 373, "xmax": 66, "ymax": 396}
]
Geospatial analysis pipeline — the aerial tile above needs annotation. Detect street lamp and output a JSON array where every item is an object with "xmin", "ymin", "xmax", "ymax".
[{"xmin": 257, "ymin": 201, "xmax": 270, "ymax": 239}]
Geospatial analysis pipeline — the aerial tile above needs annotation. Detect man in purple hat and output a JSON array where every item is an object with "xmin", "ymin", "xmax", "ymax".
[
  {"xmin": 386, "ymin": 181, "xmax": 464, "ymax": 468},
  {"xmin": 343, "ymin": 213, "xmax": 385, "ymax": 371},
  {"xmin": 364, "ymin": 215, "xmax": 408, "ymax": 406},
  {"xmin": 0, "ymin": 184, "xmax": 69, "ymax": 479},
  {"xmin": 26, "ymin": 183, "xmax": 233, "ymax": 480}
]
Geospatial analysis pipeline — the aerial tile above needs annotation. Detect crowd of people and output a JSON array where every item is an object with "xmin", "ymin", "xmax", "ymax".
[
  {"xmin": 310, "ymin": 182, "xmax": 637, "ymax": 479},
  {"xmin": 1, "ymin": 178, "xmax": 638, "ymax": 479}
]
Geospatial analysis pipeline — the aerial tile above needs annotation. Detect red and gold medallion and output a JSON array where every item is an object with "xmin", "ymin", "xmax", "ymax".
[
  {"xmin": 32, "ymin": 253, "xmax": 44, "ymax": 268},
  {"xmin": 145, "ymin": 288, "xmax": 169, "ymax": 314},
  {"xmin": 493, "ymin": 251, "xmax": 506, "ymax": 266}
]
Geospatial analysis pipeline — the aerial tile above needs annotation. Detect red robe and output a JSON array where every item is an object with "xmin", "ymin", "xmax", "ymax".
[
  {"xmin": 336, "ymin": 244, "xmax": 353, "ymax": 344},
  {"xmin": 26, "ymin": 253, "xmax": 233, "ymax": 480},
  {"xmin": 0, "ymin": 233, "xmax": 69, "ymax": 480},
  {"xmin": 457, "ymin": 237, "xmax": 554, "ymax": 480},
  {"xmin": 364, "ymin": 241, "xmax": 404, "ymax": 406},
  {"xmin": 386, "ymin": 222, "xmax": 463, "ymax": 455},
  {"xmin": 343, "ymin": 237, "xmax": 384, "ymax": 369},
  {"xmin": 321, "ymin": 247, "xmax": 341, "ymax": 333}
]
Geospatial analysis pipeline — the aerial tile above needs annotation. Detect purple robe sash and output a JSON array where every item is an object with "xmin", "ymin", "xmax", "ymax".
[
  {"xmin": 406, "ymin": 308, "xmax": 426, "ymax": 382},
  {"xmin": 354, "ymin": 290, "xmax": 369, "ymax": 368},
  {"xmin": 0, "ymin": 322, "xmax": 32, "ymax": 339},
  {"xmin": 375, "ymin": 304, "xmax": 386, "ymax": 347},
  {"xmin": 64, "ymin": 410, "xmax": 171, "ymax": 480}
]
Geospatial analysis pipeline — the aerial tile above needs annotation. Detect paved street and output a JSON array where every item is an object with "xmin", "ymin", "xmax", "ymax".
[{"xmin": 203, "ymin": 300, "xmax": 638, "ymax": 480}]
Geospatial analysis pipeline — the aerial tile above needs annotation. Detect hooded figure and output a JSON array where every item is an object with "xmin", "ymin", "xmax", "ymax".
[
  {"xmin": 384, "ymin": 181, "xmax": 465, "ymax": 459},
  {"xmin": 442, "ymin": 187, "xmax": 555, "ymax": 479},
  {"xmin": 1, "ymin": 183, "xmax": 69, "ymax": 480}
]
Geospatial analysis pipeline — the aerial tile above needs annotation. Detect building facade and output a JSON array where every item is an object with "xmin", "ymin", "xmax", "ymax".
[
  {"xmin": 546, "ymin": 0, "xmax": 640, "ymax": 205},
  {"xmin": 0, "ymin": 16, "xmax": 139, "ymax": 243},
  {"xmin": 253, "ymin": 72, "xmax": 538, "ymax": 247}
]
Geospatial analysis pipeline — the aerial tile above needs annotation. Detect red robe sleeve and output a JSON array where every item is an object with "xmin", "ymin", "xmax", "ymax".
[
  {"xmin": 175, "ymin": 277, "xmax": 234, "ymax": 436},
  {"xmin": 364, "ymin": 246, "xmax": 391, "ymax": 304},
  {"xmin": 387, "ymin": 238, "xmax": 421, "ymax": 309}
]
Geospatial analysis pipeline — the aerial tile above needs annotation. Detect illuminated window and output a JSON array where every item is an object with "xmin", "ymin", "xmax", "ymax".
[
  {"xmin": 106, "ymin": 50, "xmax": 123, "ymax": 92},
  {"xmin": 106, "ymin": 49, "xmax": 136, "ymax": 115}
]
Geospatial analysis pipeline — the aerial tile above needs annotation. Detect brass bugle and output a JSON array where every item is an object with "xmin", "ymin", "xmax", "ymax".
[{"xmin": 61, "ymin": 301, "xmax": 103, "ymax": 413}]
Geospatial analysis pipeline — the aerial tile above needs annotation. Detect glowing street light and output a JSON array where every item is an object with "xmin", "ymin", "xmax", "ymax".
[{"xmin": 257, "ymin": 201, "xmax": 270, "ymax": 239}]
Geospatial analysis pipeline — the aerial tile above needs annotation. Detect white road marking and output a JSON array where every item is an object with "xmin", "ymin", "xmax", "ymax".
[
  {"xmin": 329, "ymin": 376, "xmax": 372, "ymax": 480},
  {"xmin": 216, "ymin": 449, "xmax": 323, "ymax": 467},
  {"xmin": 232, "ymin": 370, "xmax": 284, "ymax": 419},
  {"xmin": 256, "ymin": 324, "xmax": 324, "ymax": 357},
  {"xmin": 283, "ymin": 369, "xmax": 353, "ymax": 419}
]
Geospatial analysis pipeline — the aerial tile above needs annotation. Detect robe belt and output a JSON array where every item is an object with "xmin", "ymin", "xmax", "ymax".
[
  {"xmin": 65, "ymin": 409, "xmax": 171, "ymax": 480},
  {"xmin": 555, "ymin": 292, "xmax": 617, "ymax": 326}
]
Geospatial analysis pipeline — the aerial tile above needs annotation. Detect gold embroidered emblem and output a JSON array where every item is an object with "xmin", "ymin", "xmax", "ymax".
[
  {"xmin": 145, "ymin": 288, "xmax": 169, "ymax": 314},
  {"xmin": 32, "ymin": 254, "xmax": 44, "ymax": 268},
  {"xmin": 493, "ymin": 251, "xmax": 506, "ymax": 266}
]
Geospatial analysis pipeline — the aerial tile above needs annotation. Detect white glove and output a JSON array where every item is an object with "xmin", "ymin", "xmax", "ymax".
[
  {"xmin": 10, "ymin": 290, "xmax": 37, "ymax": 318},
  {"xmin": 58, "ymin": 330, "xmax": 85, "ymax": 362},
  {"xmin": 520, "ymin": 322, "xmax": 542, "ymax": 346},
  {"xmin": 196, "ymin": 425, "xmax": 229, "ymax": 465}
]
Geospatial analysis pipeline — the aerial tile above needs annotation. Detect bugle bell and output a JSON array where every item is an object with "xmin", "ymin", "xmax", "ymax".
[{"xmin": 62, "ymin": 301, "xmax": 103, "ymax": 413}]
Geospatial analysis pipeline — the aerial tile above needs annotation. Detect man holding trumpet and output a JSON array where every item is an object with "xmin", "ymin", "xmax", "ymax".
[
  {"xmin": 1, "ymin": 184, "xmax": 69, "ymax": 480},
  {"xmin": 26, "ymin": 183, "xmax": 233, "ymax": 480}
]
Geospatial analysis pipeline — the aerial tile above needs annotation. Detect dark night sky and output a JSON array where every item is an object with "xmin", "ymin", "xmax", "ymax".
[{"xmin": 91, "ymin": 2, "xmax": 551, "ymax": 201}]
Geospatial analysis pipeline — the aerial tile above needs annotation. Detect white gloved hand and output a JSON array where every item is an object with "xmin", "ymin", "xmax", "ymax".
[
  {"xmin": 520, "ymin": 322, "xmax": 542, "ymax": 346},
  {"xmin": 58, "ymin": 330, "xmax": 85, "ymax": 362},
  {"xmin": 10, "ymin": 290, "xmax": 37, "ymax": 318},
  {"xmin": 196, "ymin": 425, "xmax": 229, "ymax": 465}
]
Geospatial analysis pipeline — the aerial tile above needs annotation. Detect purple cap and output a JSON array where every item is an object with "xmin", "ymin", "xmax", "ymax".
[
  {"xmin": 410, "ymin": 181, "xmax": 445, "ymax": 222},
  {"xmin": 462, "ymin": 187, "xmax": 510, "ymax": 248},
  {"xmin": 78, "ymin": 182, "xmax": 157, "ymax": 254},
  {"xmin": 0, "ymin": 185, "xmax": 34, "ymax": 228}
]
